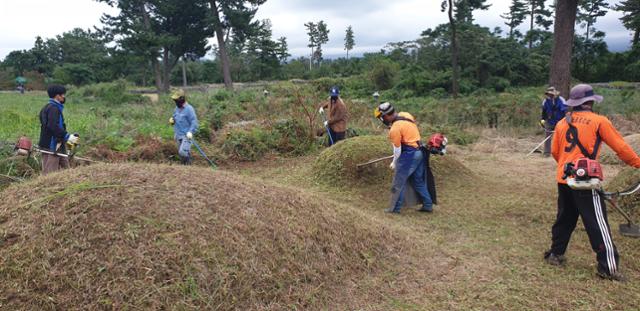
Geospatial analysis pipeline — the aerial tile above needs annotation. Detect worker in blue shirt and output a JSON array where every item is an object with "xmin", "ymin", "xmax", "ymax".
[
  {"xmin": 169, "ymin": 89, "xmax": 198, "ymax": 165},
  {"xmin": 540, "ymin": 86, "xmax": 568, "ymax": 157}
]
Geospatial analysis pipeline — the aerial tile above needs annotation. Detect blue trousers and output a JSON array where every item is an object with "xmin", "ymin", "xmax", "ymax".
[{"xmin": 389, "ymin": 148, "xmax": 433, "ymax": 211}]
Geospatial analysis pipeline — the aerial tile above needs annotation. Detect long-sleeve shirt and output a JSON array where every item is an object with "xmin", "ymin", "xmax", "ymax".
[
  {"xmin": 551, "ymin": 110, "xmax": 640, "ymax": 183},
  {"xmin": 320, "ymin": 98, "xmax": 348, "ymax": 132},
  {"xmin": 173, "ymin": 103, "xmax": 198, "ymax": 139},
  {"xmin": 541, "ymin": 96, "xmax": 568, "ymax": 126},
  {"xmin": 38, "ymin": 99, "xmax": 69, "ymax": 152}
]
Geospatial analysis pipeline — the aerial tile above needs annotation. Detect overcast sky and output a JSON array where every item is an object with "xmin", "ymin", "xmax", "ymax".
[{"xmin": 0, "ymin": 0, "xmax": 632, "ymax": 61}]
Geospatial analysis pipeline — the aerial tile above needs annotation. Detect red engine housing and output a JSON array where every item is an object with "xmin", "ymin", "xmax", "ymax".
[
  {"xmin": 427, "ymin": 133, "xmax": 446, "ymax": 149},
  {"xmin": 573, "ymin": 158, "xmax": 603, "ymax": 181},
  {"xmin": 16, "ymin": 136, "xmax": 32, "ymax": 150}
]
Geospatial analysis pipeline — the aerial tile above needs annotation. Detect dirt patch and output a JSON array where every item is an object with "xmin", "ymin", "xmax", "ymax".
[{"xmin": 0, "ymin": 163, "xmax": 431, "ymax": 310}]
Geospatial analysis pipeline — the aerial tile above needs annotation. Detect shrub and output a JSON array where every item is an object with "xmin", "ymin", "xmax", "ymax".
[
  {"xmin": 71, "ymin": 80, "xmax": 149, "ymax": 105},
  {"xmin": 369, "ymin": 59, "xmax": 400, "ymax": 90}
]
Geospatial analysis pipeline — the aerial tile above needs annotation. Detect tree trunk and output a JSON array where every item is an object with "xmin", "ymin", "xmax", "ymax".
[
  {"xmin": 162, "ymin": 49, "xmax": 171, "ymax": 92},
  {"xmin": 309, "ymin": 47, "xmax": 313, "ymax": 70},
  {"xmin": 347, "ymin": 49, "xmax": 349, "ymax": 60},
  {"xmin": 182, "ymin": 57, "xmax": 188, "ymax": 87},
  {"xmin": 549, "ymin": 0, "xmax": 579, "ymax": 98},
  {"xmin": 529, "ymin": 2, "xmax": 534, "ymax": 49},
  {"xmin": 139, "ymin": 2, "xmax": 163, "ymax": 92},
  {"xmin": 448, "ymin": 0, "xmax": 459, "ymax": 98},
  {"xmin": 210, "ymin": 0, "xmax": 233, "ymax": 90}
]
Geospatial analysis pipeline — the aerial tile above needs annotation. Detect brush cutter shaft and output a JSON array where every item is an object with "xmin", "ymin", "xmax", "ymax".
[
  {"xmin": 191, "ymin": 139, "xmax": 217, "ymax": 169},
  {"xmin": 357, "ymin": 155, "xmax": 394, "ymax": 167},
  {"xmin": 35, "ymin": 148, "xmax": 99, "ymax": 163},
  {"xmin": 527, "ymin": 133, "xmax": 555, "ymax": 156},
  {"xmin": 320, "ymin": 112, "xmax": 333, "ymax": 145}
]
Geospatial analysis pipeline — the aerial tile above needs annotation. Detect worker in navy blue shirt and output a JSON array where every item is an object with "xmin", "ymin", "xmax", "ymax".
[
  {"xmin": 540, "ymin": 86, "xmax": 568, "ymax": 157},
  {"xmin": 169, "ymin": 89, "xmax": 198, "ymax": 165},
  {"xmin": 38, "ymin": 85, "xmax": 80, "ymax": 175}
]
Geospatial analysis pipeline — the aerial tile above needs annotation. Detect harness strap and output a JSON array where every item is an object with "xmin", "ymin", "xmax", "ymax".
[{"xmin": 565, "ymin": 113, "xmax": 601, "ymax": 160}]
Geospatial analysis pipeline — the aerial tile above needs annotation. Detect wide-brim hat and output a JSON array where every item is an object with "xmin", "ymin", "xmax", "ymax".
[
  {"xmin": 544, "ymin": 86, "xmax": 560, "ymax": 97},
  {"xmin": 566, "ymin": 84, "xmax": 603, "ymax": 107}
]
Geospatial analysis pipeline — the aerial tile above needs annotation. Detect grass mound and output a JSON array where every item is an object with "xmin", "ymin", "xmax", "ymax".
[
  {"xmin": 600, "ymin": 134, "xmax": 640, "ymax": 164},
  {"xmin": 0, "ymin": 163, "xmax": 408, "ymax": 309},
  {"xmin": 312, "ymin": 135, "xmax": 474, "ymax": 186},
  {"xmin": 607, "ymin": 167, "xmax": 640, "ymax": 218}
]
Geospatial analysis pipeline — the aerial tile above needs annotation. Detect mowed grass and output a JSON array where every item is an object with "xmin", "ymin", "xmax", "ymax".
[{"xmin": 233, "ymin": 132, "xmax": 640, "ymax": 310}]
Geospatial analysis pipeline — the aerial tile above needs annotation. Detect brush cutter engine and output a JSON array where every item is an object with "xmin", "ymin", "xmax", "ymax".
[
  {"xmin": 563, "ymin": 158, "xmax": 603, "ymax": 190},
  {"xmin": 427, "ymin": 133, "xmax": 447, "ymax": 155},
  {"xmin": 15, "ymin": 136, "xmax": 33, "ymax": 156}
]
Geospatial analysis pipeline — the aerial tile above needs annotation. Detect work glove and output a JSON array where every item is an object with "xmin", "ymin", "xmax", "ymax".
[
  {"xmin": 169, "ymin": 117, "xmax": 175, "ymax": 125},
  {"xmin": 186, "ymin": 132, "xmax": 193, "ymax": 140},
  {"xmin": 389, "ymin": 161, "xmax": 396, "ymax": 170},
  {"xmin": 66, "ymin": 133, "xmax": 80, "ymax": 150},
  {"xmin": 539, "ymin": 120, "xmax": 546, "ymax": 128},
  {"xmin": 318, "ymin": 107, "xmax": 324, "ymax": 114},
  {"xmin": 323, "ymin": 121, "xmax": 329, "ymax": 127},
  {"xmin": 67, "ymin": 133, "xmax": 80, "ymax": 145}
]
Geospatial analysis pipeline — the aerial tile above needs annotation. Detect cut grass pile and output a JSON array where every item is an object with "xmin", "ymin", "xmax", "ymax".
[
  {"xmin": 0, "ymin": 163, "xmax": 414, "ymax": 310},
  {"xmin": 312, "ymin": 135, "xmax": 474, "ymax": 187},
  {"xmin": 600, "ymin": 134, "xmax": 640, "ymax": 164},
  {"xmin": 606, "ymin": 167, "xmax": 640, "ymax": 219}
]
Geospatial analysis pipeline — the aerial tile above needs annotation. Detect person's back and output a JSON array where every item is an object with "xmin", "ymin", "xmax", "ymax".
[
  {"xmin": 546, "ymin": 84, "xmax": 640, "ymax": 282},
  {"xmin": 389, "ymin": 112, "xmax": 420, "ymax": 149},
  {"xmin": 552, "ymin": 110, "xmax": 640, "ymax": 183}
]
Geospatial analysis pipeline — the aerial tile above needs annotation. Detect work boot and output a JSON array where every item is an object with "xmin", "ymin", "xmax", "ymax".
[
  {"xmin": 418, "ymin": 206, "xmax": 433, "ymax": 213},
  {"xmin": 384, "ymin": 208, "xmax": 400, "ymax": 214},
  {"xmin": 597, "ymin": 269, "xmax": 626, "ymax": 282},
  {"xmin": 544, "ymin": 251, "xmax": 566, "ymax": 266}
]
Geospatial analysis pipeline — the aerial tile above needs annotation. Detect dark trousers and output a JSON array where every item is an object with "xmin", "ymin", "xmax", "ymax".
[
  {"xmin": 41, "ymin": 153, "xmax": 69, "ymax": 175},
  {"xmin": 543, "ymin": 122, "xmax": 555, "ymax": 155},
  {"xmin": 549, "ymin": 184, "xmax": 619, "ymax": 275},
  {"xmin": 328, "ymin": 129, "xmax": 345, "ymax": 146}
]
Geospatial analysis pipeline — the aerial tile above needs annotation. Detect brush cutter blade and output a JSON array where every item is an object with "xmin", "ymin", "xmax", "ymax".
[{"xmin": 619, "ymin": 223, "xmax": 640, "ymax": 238}]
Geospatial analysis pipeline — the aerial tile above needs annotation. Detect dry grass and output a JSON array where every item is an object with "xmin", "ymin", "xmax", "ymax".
[
  {"xmin": 0, "ymin": 163, "xmax": 441, "ymax": 310},
  {"xmin": 3, "ymin": 129, "xmax": 640, "ymax": 310},
  {"xmin": 600, "ymin": 134, "xmax": 640, "ymax": 165}
]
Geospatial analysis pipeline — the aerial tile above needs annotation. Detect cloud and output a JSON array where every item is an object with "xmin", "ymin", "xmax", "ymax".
[{"xmin": 0, "ymin": 0, "xmax": 633, "ymax": 60}]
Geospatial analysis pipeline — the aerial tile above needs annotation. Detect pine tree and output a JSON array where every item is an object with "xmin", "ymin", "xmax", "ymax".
[
  {"xmin": 526, "ymin": 0, "xmax": 552, "ymax": 49},
  {"xmin": 344, "ymin": 26, "xmax": 355, "ymax": 60},
  {"xmin": 577, "ymin": 0, "xmax": 609, "ymax": 41},
  {"xmin": 615, "ymin": 0, "xmax": 640, "ymax": 47},
  {"xmin": 501, "ymin": 0, "xmax": 528, "ymax": 38}
]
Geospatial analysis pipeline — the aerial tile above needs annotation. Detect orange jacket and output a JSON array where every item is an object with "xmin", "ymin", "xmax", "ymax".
[
  {"xmin": 551, "ymin": 110, "xmax": 640, "ymax": 183},
  {"xmin": 389, "ymin": 112, "xmax": 421, "ymax": 148}
]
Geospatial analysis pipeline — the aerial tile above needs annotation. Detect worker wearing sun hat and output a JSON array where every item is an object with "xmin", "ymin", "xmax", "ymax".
[
  {"xmin": 544, "ymin": 84, "xmax": 640, "ymax": 282},
  {"xmin": 170, "ymin": 89, "xmax": 198, "ymax": 165},
  {"xmin": 540, "ymin": 86, "xmax": 568, "ymax": 156}
]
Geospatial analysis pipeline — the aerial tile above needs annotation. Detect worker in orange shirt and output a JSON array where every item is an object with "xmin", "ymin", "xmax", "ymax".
[
  {"xmin": 544, "ymin": 84, "xmax": 640, "ymax": 282},
  {"xmin": 375, "ymin": 102, "xmax": 434, "ymax": 214}
]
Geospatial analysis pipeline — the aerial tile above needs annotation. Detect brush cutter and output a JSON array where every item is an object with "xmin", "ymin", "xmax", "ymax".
[
  {"xmin": 599, "ymin": 182, "xmax": 640, "ymax": 238},
  {"xmin": 190, "ymin": 139, "xmax": 217, "ymax": 169},
  {"xmin": 527, "ymin": 132, "xmax": 554, "ymax": 156},
  {"xmin": 35, "ymin": 148, "xmax": 100, "ymax": 163},
  {"xmin": 318, "ymin": 109, "xmax": 334, "ymax": 146},
  {"xmin": 357, "ymin": 155, "xmax": 393, "ymax": 168}
]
